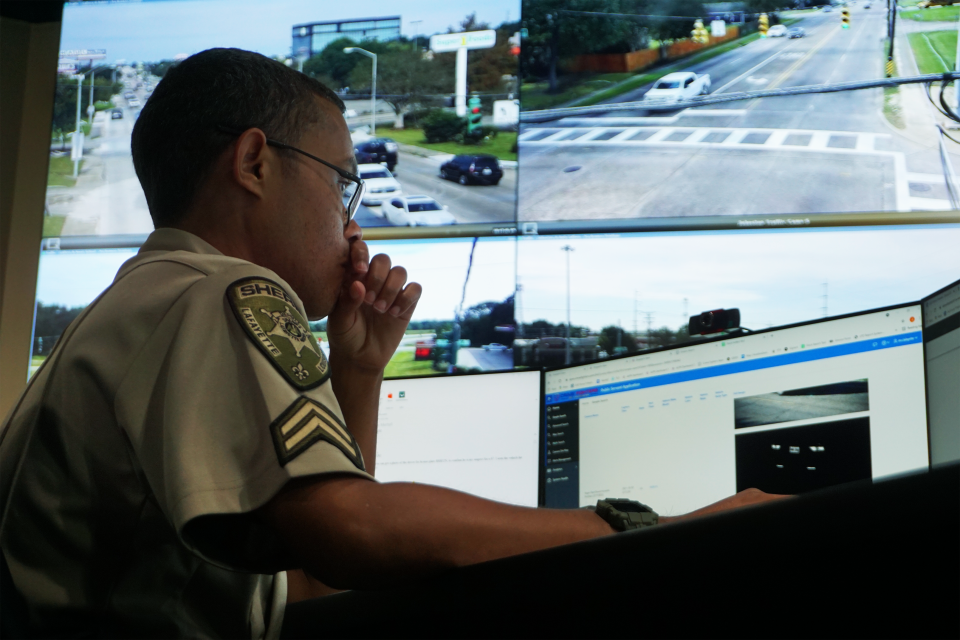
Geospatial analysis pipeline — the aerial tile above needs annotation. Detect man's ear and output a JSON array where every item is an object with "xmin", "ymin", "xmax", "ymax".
[{"xmin": 232, "ymin": 128, "xmax": 273, "ymax": 198}]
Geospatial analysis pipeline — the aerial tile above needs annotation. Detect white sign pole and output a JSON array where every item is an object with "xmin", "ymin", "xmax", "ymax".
[
  {"xmin": 455, "ymin": 48, "xmax": 468, "ymax": 116},
  {"xmin": 430, "ymin": 30, "xmax": 496, "ymax": 118}
]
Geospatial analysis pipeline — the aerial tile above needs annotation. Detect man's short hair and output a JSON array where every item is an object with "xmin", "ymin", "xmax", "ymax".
[{"xmin": 131, "ymin": 48, "xmax": 345, "ymax": 228}]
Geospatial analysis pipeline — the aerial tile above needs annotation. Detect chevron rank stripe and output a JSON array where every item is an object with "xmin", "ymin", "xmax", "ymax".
[{"xmin": 270, "ymin": 397, "xmax": 365, "ymax": 470}]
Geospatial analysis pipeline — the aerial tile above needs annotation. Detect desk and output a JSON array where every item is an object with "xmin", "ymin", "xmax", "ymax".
[{"xmin": 283, "ymin": 463, "xmax": 959, "ymax": 638}]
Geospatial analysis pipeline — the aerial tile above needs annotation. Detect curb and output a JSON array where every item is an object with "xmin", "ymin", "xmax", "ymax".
[{"xmin": 396, "ymin": 142, "xmax": 518, "ymax": 169}]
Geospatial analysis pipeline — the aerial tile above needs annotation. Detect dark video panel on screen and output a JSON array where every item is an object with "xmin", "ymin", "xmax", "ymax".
[{"xmin": 735, "ymin": 417, "xmax": 872, "ymax": 495}]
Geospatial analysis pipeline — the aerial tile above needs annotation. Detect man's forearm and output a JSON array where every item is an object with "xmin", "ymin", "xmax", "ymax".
[{"xmin": 329, "ymin": 359, "xmax": 382, "ymax": 477}]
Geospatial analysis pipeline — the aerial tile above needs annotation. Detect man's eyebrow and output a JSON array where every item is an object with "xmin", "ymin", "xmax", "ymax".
[{"xmin": 341, "ymin": 156, "xmax": 358, "ymax": 175}]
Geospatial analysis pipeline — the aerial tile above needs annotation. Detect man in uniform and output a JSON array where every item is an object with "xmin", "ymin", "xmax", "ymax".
[{"xmin": 0, "ymin": 49, "xmax": 783, "ymax": 638}]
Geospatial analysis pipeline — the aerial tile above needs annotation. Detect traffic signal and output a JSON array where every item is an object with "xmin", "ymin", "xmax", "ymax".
[
  {"xmin": 691, "ymin": 19, "xmax": 710, "ymax": 44},
  {"xmin": 759, "ymin": 13, "xmax": 769, "ymax": 37},
  {"xmin": 467, "ymin": 95, "xmax": 482, "ymax": 134},
  {"xmin": 841, "ymin": 8, "xmax": 850, "ymax": 28}
]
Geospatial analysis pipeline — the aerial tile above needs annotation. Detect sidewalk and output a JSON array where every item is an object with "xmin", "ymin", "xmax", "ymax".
[
  {"xmin": 890, "ymin": 16, "xmax": 952, "ymax": 145},
  {"xmin": 395, "ymin": 141, "xmax": 518, "ymax": 169}
]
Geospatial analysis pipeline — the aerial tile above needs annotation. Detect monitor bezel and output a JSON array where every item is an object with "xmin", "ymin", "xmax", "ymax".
[{"xmin": 920, "ymin": 277, "xmax": 960, "ymax": 468}]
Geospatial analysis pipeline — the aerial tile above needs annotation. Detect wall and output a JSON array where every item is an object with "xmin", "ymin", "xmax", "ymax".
[{"xmin": 567, "ymin": 26, "xmax": 741, "ymax": 74}]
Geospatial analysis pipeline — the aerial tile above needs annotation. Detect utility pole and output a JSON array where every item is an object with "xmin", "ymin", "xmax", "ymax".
[
  {"xmin": 683, "ymin": 297, "xmax": 689, "ymax": 322},
  {"xmin": 343, "ymin": 48, "xmax": 377, "ymax": 134},
  {"xmin": 73, "ymin": 73, "xmax": 85, "ymax": 178},
  {"xmin": 515, "ymin": 279, "xmax": 523, "ymax": 338},
  {"xmin": 645, "ymin": 312, "xmax": 654, "ymax": 349},
  {"xmin": 88, "ymin": 64, "xmax": 95, "ymax": 125},
  {"xmin": 822, "ymin": 283, "xmax": 829, "ymax": 318},
  {"xmin": 561, "ymin": 245, "xmax": 574, "ymax": 365},
  {"xmin": 633, "ymin": 291, "xmax": 638, "ymax": 336}
]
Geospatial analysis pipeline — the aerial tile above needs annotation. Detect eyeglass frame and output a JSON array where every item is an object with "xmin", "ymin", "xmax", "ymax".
[{"xmin": 216, "ymin": 125, "xmax": 365, "ymax": 224}]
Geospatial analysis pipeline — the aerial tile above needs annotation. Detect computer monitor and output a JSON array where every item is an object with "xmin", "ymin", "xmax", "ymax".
[
  {"xmin": 375, "ymin": 370, "xmax": 541, "ymax": 506},
  {"xmin": 542, "ymin": 304, "xmax": 928, "ymax": 514},
  {"xmin": 923, "ymin": 279, "xmax": 960, "ymax": 466}
]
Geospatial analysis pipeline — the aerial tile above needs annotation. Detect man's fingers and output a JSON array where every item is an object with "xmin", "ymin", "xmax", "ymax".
[
  {"xmin": 350, "ymin": 239, "xmax": 370, "ymax": 276},
  {"xmin": 362, "ymin": 254, "xmax": 392, "ymax": 304},
  {"xmin": 390, "ymin": 282, "xmax": 422, "ymax": 320},
  {"xmin": 371, "ymin": 266, "xmax": 408, "ymax": 313}
]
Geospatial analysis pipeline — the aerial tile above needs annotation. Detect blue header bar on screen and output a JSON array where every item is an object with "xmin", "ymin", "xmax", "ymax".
[{"xmin": 544, "ymin": 331, "xmax": 922, "ymax": 405}]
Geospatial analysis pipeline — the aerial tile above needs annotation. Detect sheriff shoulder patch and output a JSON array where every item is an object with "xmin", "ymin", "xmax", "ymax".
[
  {"xmin": 227, "ymin": 276, "xmax": 330, "ymax": 390},
  {"xmin": 270, "ymin": 396, "xmax": 365, "ymax": 469}
]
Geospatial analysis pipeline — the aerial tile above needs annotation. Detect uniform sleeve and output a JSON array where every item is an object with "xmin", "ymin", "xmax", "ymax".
[{"xmin": 113, "ymin": 263, "xmax": 373, "ymax": 572}]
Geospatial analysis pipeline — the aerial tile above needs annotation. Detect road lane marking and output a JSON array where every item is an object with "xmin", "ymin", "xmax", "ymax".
[
  {"xmin": 907, "ymin": 172, "xmax": 948, "ymax": 184},
  {"xmin": 908, "ymin": 197, "xmax": 952, "ymax": 210},
  {"xmin": 762, "ymin": 24, "xmax": 842, "ymax": 94},
  {"xmin": 713, "ymin": 50, "xmax": 787, "ymax": 94},
  {"xmin": 809, "ymin": 131, "xmax": 831, "ymax": 149}
]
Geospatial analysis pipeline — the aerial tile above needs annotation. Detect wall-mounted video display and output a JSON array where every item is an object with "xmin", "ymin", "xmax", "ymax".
[
  {"xmin": 515, "ymin": 225, "xmax": 960, "ymax": 366},
  {"xmin": 517, "ymin": 0, "xmax": 960, "ymax": 234},
  {"xmin": 47, "ymin": 0, "xmax": 520, "ymax": 241},
  {"xmin": 31, "ymin": 236, "xmax": 519, "ymax": 380}
]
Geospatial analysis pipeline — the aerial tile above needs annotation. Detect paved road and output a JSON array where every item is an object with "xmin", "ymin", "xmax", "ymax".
[
  {"xmin": 518, "ymin": 8, "xmax": 957, "ymax": 223},
  {"xmin": 734, "ymin": 391, "xmax": 870, "ymax": 428},
  {"xmin": 352, "ymin": 150, "xmax": 517, "ymax": 229},
  {"xmin": 456, "ymin": 348, "xmax": 513, "ymax": 371}
]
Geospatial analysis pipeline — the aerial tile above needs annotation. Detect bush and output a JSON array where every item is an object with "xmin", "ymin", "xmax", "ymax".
[
  {"xmin": 462, "ymin": 125, "xmax": 498, "ymax": 146},
  {"xmin": 422, "ymin": 109, "xmax": 466, "ymax": 143},
  {"xmin": 94, "ymin": 101, "xmax": 113, "ymax": 111}
]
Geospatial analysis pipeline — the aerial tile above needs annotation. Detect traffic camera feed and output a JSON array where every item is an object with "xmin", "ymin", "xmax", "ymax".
[
  {"xmin": 47, "ymin": 0, "xmax": 520, "ymax": 241},
  {"xmin": 30, "ymin": 236, "xmax": 519, "ymax": 382},
  {"xmin": 517, "ymin": 0, "xmax": 960, "ymax": 234}
]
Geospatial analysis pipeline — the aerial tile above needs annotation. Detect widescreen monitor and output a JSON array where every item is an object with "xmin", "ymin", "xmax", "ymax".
[
  {"xmin": 923, "ymin": 278, "xmax": 960, "ymax": 466},
  {"xmin": 47, "ymin": 0, "xmax": 520, "ymax": 242},
  {"xmin": 542, "ymin": 304, "xmax": 928, "ymax": 514},
  {"xmin": 517, "ymin": 0, "xmax": 960, "ymax": 235},
  {"xmin": 375, "ymin": 370, "xmax": 541, "ymax": 506}
]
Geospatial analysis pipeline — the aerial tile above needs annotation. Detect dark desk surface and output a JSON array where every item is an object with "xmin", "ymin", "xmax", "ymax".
[{"xmin": 283, "ymin": 463, "xmax": 959, "ymax": 639}]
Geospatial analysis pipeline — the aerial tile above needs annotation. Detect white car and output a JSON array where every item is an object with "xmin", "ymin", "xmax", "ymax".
[
  {"xmin": 767, "ymin": 24, "xmax": 788, "ymax": 37},
  {"xmin": 380, "ymin": 195, "xmax": 457, "ymax": 227},
  {"xmin": 128, "ymin": 98, "xmax": 141, "ymax": 107},
  {"xmin": 482, "ymin": 343, "xmax": 508, "ymax": 351},
  {"xmin": 356, "ymin": 164, "xmax": 402, "ymax": 206},
  {"xmin": 643, "ymin": 72, "xmax": 711, "ymax": 104}
]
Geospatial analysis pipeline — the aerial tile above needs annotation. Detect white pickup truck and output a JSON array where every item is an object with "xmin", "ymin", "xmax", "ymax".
[{"xmin": 642, "ymin": 72, "xmax": 711, "ymax": 104}]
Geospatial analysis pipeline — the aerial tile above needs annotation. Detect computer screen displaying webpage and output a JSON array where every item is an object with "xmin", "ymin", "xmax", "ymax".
[
  {"xmin": 543, "ymin": 305, "xmax": 927, "ymax": 514},
  {"xmin": 923, "ymin": 280, "xmax": 960, "ymax": 466},
  {"xmin": 375, "ymin": 371, "xmax": 541, "ymax": 507}
]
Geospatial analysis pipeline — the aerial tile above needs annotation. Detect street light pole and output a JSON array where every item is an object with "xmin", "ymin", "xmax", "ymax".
[
  {"xmin": 88, "ymin": 64, "xmax": 95, "ymax": 124},
  {"xmin": 561, "ymin": 245, "xmax": 574, "ymax": 365},
  {"xmin": 343, "ymin": 47, "xmax": 377, "ymax": 135},
  {"xmin": 411, "ymin": 19, "xmax": 423, "ymax": 51},
  {"xmin": 73, "ymin": 73, "xmax": 85, "ymax": 178}
]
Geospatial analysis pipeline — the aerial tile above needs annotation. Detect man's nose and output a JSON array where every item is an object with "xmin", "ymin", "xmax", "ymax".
[{"xmin": 344, "ymin": 219, "xmax": 363, "ymax": 240}]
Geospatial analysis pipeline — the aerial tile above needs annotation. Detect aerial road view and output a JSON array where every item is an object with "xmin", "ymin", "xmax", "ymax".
[{"xmin": 518, "ymin": 4, "xmax": 958, "ymax": 225}]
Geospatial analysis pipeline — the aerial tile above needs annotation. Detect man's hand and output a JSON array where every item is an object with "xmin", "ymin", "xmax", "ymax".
[{"xmin": 326, "ymin": 239, "xmax": 422, "ymax": 372}]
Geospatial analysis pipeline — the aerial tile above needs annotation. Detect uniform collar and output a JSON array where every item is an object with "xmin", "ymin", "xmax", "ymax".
[{"xmin": 138, "ymin": 228, "xmax": 224, "ymax": 256}]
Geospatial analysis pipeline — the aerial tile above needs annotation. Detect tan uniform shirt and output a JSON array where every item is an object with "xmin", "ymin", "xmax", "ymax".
[{"xmin": 0, "ymin": 229, "xmax": 372, "ymax": 638}]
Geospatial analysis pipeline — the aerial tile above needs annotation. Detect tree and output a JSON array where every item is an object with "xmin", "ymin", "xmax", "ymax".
[
  {"xmin": 51, "ymin": 72, "xmax": 122, "ymax": 135},
  {"xmin": 468, "ymin": 23, "xmax": 523, "ymax": 94},
  {"xmin": 745, "ymin": 0, "xmax": 784, "ymax": 14},
  {"xmin": 348, "ymin": 43, "xmax": 453, "ymax": 128},
  {"xmin": 33, "ymin": 303, "xmax": 85, "ymax": 355},
  {"xmin": 145, "ymin": 60, "xmax": 178, "ymax": 78},
  {"xmin": 302, "ymin": 37, "xmax": 363, "ymax": 88},
  {"xmin": 647, "ymin": 0, "xmax": 706, "ymax": 41},
  {"xmin": 598, "ymin": 325, "xmax": 639, "ymax": 354},
  {"xmin": 459, "ymin": 295, "xmax": 515, "ymax": 347},
  {"xmin": 645, "ymin": 324, "xmax": 692, "ymax": 349},
  {"xmin": 521, "ymin": 0, "xmax": 652, "ymax": 93},
  {"xmin": 520, "ymin": 319, "xmax": 589, "ymax": 338}
]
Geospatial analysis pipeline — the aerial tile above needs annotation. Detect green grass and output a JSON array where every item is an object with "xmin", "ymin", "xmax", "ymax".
[
  {"xmin": 376, "ymin": 127, "xmax": 517, "ymax": 162},
  {"xmin": 522, "ymin": 30, "xmax": 765, "ymax": 111},
  {"xmin": 902, "ymin": 5, "xmax": 960, "ymax": 20},
  {"xmin": 908, "ymin": 30, "xmax": 958, "ymax": 73},
  {"xmin": 43, "ymin": 215, "xmax": 67, "ymax": 237},
  {"xmin": 520, "ymin": 73, "xmax": 635, "ymax": 111},
  {"xmin": 384, "ymin": 350, "xmax": 441, "ymax": 378},
  {"xmin": 47, "ymin": 155, "xmax": 82, "ymax": 187},
  {"xmin": 882, "ymin": 42, "xmax": 906, "ymax": 130}
]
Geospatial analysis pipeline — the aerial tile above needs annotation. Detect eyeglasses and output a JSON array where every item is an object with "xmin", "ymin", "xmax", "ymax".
[{"xmin": 217, "ymin": 125, "xmax": 365, "ymax": 224}]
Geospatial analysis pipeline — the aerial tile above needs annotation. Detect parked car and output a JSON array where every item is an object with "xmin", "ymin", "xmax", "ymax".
[
  {"xmin": 643, "ymin": 72, "xmax": 711, "ymax": 104},
  {"xmin": 355, "ymin": 164, "xmax": 402, "ymax": 206},
  {"xmin": 128, "ymin": 98, "xmax": 141, "ymax": 107},
  {"xmin": 788, "ymin": 27, "xmax": 805, "ymax": 38},
  {"xmin": 439, "ymin": 154, "xmax": 503, "ymax": 186},
  {"xmin": 353, "ymin": 137, "xmax": 398, "ymax": 172},
  {"xmin": 110, "ymin": 108, "xmax": 123, "ymax": 119},
  {"xmin": 767, "ymin": 24, "xmax": 788, "ymax": 37},
  {"xmin": 380, "ymin": 195, "xmax": 457, "ymax": 226},
  {"xmin": 482, "ymin": 343, "xmax": 508, "ymax": 351}
]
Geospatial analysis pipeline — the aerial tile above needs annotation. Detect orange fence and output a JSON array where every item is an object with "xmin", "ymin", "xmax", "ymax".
[{"xmin": 567, "ymin": 25, "xmax": 740, "ymax": 74}]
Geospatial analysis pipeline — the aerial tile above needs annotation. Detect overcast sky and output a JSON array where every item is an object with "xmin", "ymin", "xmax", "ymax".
[
  {"xmin": 60, "ymin": 0, "xmax": 519, "ymax": 63},
  {"xmin": 36, "ymin": 225, "xmax": 959, "ymax": 332}
]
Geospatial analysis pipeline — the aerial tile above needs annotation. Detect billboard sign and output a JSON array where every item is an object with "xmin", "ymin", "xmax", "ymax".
[{"xmin": 430, "ymin": 30, "xmax": 496, "ymax": 53}]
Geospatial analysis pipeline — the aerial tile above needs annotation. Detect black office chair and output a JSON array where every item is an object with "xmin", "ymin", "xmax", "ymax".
[{"xmin": 1, "ymin": 551, "xmax": 29, "ymax": 639}]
